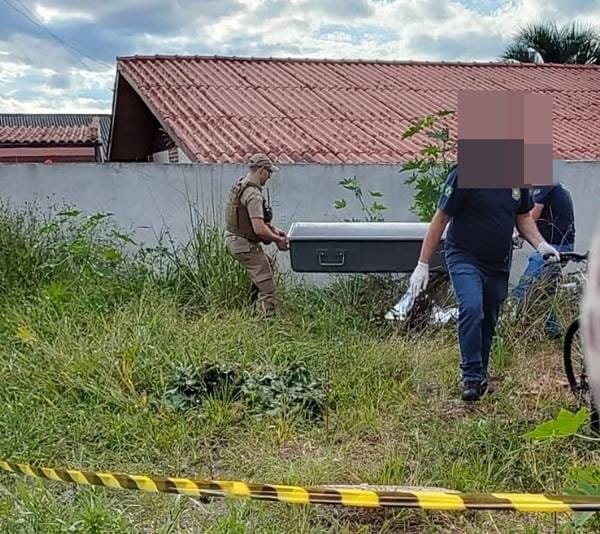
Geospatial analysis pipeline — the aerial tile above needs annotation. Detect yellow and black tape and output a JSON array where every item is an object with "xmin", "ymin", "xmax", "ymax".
[{"xmin": 2, "ymin": 460, "xmax": 600, "ymax": 513}]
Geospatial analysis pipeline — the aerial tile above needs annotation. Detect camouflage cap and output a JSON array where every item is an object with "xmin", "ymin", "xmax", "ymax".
[{"xmin": 248, "ymin": 153, "xmax": 279, "ymax": 172}]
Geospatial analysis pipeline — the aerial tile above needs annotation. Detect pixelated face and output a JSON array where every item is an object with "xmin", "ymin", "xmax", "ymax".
[{"xmin": 457, "ymin": 90, "xmax": 554, "ymax": 188}]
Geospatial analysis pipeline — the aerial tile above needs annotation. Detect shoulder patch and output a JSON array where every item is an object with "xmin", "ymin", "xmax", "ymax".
[
  {"xmin": 444, "ymin": 184, "xmax": 453, "ymax": 198},
  {"xmin": 511, "ymin": 188, "xmax": 521, "ymax": 201}
]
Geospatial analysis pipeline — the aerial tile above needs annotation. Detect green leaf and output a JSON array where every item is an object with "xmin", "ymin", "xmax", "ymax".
[
  {"xmin": 564, "ymin": 471, "xmax": 600, "ymax": 528},
  {"xmin": 88, "ymin": 212, "xmax": 114, "ymax": 222},
  {"xmin": 39, "ymin": 222, "xmax": 60, "ymax": 234},
  {"xmin": 422, "ymin": 143, "xmax": 440, "ymax": 158},
  {"xmin": 333, "ymin": 198, "xmax": 347, "ymax": 209},
  {"xmin": 339, "ymin": 177, "xmax": 359, "ymax": 192},
  {"xmin": 42, "ymin": 282, "xmax": 69, "ymax": 304},
  {"xmin": 401, "ymin": 159, "xmax": 425, "ymax": 172},
  {"xmin": 569, "ymin": 466, "xmax": 600, "ymax": 485},
  {"xmin": 402, "ymin": 119, "xmax": 426, "ymax": 139},
  {"xmin": 368, "ymin": 190, "xmax": 383, "ymax": 198},
  {"xmin": 100, "ymin": 248, "xmax": 123, "ymax": 262},
  {"xmin": 371, "ymin": 202, "xmax": 387, "ymax": 212},
  {"xmin": 524, "ymin": 408, "xmax": 589, "ymax": 440},
  {"xmin": 111, "ymin": 231, "xmax": 137, "ymax": 245},
  {"xmin": 57, "ymin": 209, "xmax": 81, "ymax": 218}
]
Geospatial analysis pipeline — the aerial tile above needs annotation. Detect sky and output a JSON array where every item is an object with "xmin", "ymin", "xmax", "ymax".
[{"xmin": 1, "ymin": 0, "xmax": 600, "ymax": 114}]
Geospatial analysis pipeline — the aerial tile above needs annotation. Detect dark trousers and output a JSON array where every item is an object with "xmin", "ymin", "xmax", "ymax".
[
  {"xmin": 513, "ymin": 243, "xmax": 573, "ymax": 337},
  {"xmin": 448, "ymin": 261, "xmax": 509, "ymax": 382}
]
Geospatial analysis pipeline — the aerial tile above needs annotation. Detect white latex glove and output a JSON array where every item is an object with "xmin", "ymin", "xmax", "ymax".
[
  {"xmin": 409, "ymin": 261, "xmax": 429, "ymax": 296},
  {"xmin": 537, "ymin": 241, "xmax": 560, "ymax": 263}
]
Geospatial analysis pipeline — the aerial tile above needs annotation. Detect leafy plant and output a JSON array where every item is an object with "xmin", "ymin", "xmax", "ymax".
[
  {"xmin": 525, "ymin": 407, "xmax": 599, "ymax": 528},
  {"xmin": 565, "ymin": 467, "xmax": 600, "ymax": 529},
  {"xmin": 502, "ymin": 21, "xmax": 600, "ymax": 64},
  {"xmin": 165, "ymin": 362, "xmax": 328, "ymax": 419},
  {"xmin": 0, "ymin": 202, "xmax": 139, "ymax": 298},
  {"xmin": 165, "ymin": 363, "xmax": 243, "ymax": 410},
  {"xmin": 333, "ymin": 177, "xmax": 387, "ymax": 222},
  {"xmin": 241, "ymin": 363, "xmax": 327, "ymax": 420},
  {"xmin": 401, "ymin": 110, "xmax": 455, "ymax": 222},
  {"xmin": 524, "ymin": 407, "xmax": 589, "ymax": 440}
]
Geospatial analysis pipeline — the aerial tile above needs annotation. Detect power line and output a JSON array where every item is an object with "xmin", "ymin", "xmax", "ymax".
[{"xmin": 3, "ymin": 0, "xmax": 113, "ymax": 70}]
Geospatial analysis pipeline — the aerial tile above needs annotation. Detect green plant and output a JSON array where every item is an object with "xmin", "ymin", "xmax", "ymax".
[
  {"xmin": 161, "ymin": 223, "xmax": 252, "ymax": 311},
  {"xmin": 165, "ymin": 363, "xmax": 244, "ymax": 410},
  {"xmin": 241, "ymin": 363, "xmax": 328, "ymax": 420},
  {"xmin": 502, "ymin": 21, "xmax": 600, "ymax": 64},
  {"xmin": 165, "ymin": 362, "xmax": 329, "ymax": 420},
  {"xmin": 525, "ymin": 407, "xmax": 600, "ymax": 527},
  {"xmin": 334, "ymin": 177, "xmax": 387, "ymax": 222},
  {"xmin": 2, "ymin": 203, "xmax": 599, "ymax": 532},
  {"xmin": 401, "ymin": 110, "xmax": 455, "ymax": 222}
]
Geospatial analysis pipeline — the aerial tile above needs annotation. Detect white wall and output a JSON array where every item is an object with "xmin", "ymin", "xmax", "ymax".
[{"xmin": 0, "ymin": 160, "xmax": 599, "ymax": 284}]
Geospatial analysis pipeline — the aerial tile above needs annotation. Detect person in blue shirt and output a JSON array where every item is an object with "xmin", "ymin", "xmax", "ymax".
[
  {"xmin": 408, "ymin": 165, "xmax": 560, "ymax": 401},
  {"xmin": 513, "ymin": 183, "xmax": 576, "ymax": 338}
]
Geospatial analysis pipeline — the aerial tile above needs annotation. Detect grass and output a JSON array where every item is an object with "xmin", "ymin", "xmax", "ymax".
[{"xmin": 0, "ymin": 205, "xmax": 599, "ymax": 533}]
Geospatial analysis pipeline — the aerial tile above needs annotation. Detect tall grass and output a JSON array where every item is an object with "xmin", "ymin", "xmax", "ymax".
[
  {"xmin": 162, "ymin": 224, "xmax": 252, "ymax": 312},
  {"xmin": 0, "ymin": 204, "xmax": 598, "ymax": 532}
]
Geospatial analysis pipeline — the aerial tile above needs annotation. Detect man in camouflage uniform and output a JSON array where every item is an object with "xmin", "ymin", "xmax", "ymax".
[{"xmin": 225, "ymin": 153, "xmax": 288, "ymax": 316}]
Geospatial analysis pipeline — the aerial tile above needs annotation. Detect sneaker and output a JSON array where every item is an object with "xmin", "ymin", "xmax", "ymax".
[
  {"xmin": 462, "ymin": 380, "xmax": 482, "ymax": 402},
  {"xmin": 480, "ymin": 377, "xmax": 488, "ymax": 396}
]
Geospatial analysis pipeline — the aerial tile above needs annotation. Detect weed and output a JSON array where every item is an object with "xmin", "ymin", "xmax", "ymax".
[{"xmin": 0, "ymin": 204, "xmax": 598, "ymax": 532}]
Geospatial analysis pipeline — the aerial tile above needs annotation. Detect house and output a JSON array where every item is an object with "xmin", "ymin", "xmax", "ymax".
[
  {"xmin": 0, "ymin": 114, "xmax": 111, "ymax": 163},
  {"xmin": 108, "ymin": 56, "xmax": 600, "ymax": 164}
]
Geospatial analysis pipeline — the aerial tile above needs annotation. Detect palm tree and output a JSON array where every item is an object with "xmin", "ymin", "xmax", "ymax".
[{"xmin": 502, "ymin": 21, "xmax": 600, "ymax": 64}]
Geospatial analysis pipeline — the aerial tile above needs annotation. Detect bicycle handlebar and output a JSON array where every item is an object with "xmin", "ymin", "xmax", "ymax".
[
  {"xmin": 559, "ymin": 251, "xmax": 589, "ymax": 263},
  {"xmin": 541, "ymin": 251, "xmax": 588, "ymax": 263}
]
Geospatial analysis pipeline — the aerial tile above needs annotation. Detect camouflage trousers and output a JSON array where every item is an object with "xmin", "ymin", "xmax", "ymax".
[{"xmin": 225, "ymin": 235, "xmax": 277, "ymax": 315}]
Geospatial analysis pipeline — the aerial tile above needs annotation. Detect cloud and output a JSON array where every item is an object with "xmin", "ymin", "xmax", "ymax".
[
  {"xmin": 46, "ymin": 72, "xmax": 71, "ymax": 89},
  {"xmin": 2, "ymin": 0, "xmax": 600, "ymax": 113}
]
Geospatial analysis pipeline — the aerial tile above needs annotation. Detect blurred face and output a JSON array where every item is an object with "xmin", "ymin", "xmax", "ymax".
[{"xmin": 259, "ymin": 166, "xmax": 273, "ymax": 184}]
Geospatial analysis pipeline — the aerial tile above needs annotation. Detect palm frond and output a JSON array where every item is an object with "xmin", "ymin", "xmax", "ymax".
[{"xmin": 501, "ymin": 20, "xmax": 600, "ymax": 64}]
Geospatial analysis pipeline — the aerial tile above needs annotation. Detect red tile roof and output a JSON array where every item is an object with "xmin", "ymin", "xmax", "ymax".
[
  {"xmin": 0, "ymin": 115, "xmax": 111, "ymax": 145},
  {"xmin": 0, "ymin": 125, "xmax": 98, "ymax": 146},
  {"xmin": 116, "ymin": 56, "xmax": 600, "ymax": 163}
]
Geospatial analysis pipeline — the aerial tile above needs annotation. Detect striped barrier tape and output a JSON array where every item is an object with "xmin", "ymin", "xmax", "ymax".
[{"xmin": 1, "ymin": 460, "xmax": 599, "ymax": 513}]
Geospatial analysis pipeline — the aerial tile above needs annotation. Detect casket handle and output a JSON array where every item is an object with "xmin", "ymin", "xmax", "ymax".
[{"xmin": 318, "ymin": 250, "xmax": 345, "ymax": 267}]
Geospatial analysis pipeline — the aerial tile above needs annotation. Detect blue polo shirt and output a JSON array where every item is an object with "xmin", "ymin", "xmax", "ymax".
[
  {"xmin": 439, "ymin": 167, "xmax": 534, "ymax": 273},
  {"xmin": 532, "ymin": 184, "xmax": 575, "ymax": 246}
]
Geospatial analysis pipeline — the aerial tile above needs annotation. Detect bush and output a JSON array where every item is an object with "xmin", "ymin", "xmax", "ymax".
[{"xmin": 0, "ymin": 202, "xmax": 143, "ymax": 299}]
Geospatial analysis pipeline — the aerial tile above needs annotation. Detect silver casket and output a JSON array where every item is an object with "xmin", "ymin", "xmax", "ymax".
[{"xmin": 288, "ymin": 222, "xmax": 446, "ymax": 273}]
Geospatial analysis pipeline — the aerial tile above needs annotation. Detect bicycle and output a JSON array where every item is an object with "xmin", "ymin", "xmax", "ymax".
[{"xmin": 559, "ymin": 251, "xmax": 599, "ymax": 432}]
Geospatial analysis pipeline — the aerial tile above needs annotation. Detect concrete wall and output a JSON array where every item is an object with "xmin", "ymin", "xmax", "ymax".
[{"xmin": 1, "ymin": 160, "xmax": 599, "ymax": 285}]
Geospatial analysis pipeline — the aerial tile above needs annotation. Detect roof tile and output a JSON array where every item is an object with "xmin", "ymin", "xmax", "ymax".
[{"xmin": 117, "ymin": 56, "xmax": 600, "ymax": 163}]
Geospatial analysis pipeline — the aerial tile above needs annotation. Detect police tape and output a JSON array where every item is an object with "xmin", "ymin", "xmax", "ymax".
[{"xmin": 2, "ymin": 460, "xmax": 600, "ymax": 513}]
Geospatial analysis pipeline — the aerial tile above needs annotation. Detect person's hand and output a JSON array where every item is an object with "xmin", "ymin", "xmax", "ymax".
[
  {"xmin": 275, "ymin": 235, "xmax": 289, "ymax": 251},
  {"xmin": 409, "ymin": 261, "xmax": 429, "ymax": 296},
  {"xmin": 537, "ymin": 241, "xmax": 560, "ymax": 263}
]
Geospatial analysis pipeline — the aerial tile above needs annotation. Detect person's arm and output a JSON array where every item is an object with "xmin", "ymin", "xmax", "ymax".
[
  {"xmin": 418, "ymin": 209, "xmax": 451, "ymax": 263},
  {"xmin": 515, "ymin": 212, "xmax": 545, "ymax": 249},
  {"xmin": 268, "ymin": 223, "xmax": 287, "ymax": 237},
  {"xmin": 243, "ymin": 189, "xmax": 286, "ymax": 247},
  {"xmin": 516, "ymin": 212, "xmax": 560, "ymax": 261},
  {"xmin": 407, "ymin": 209, "xmax": 450, "ymax": 295},
  {"xmin": 530, "ymin": 203, "xmax": 544, "ymax": 222},
  {"xmin": 251, "ymin": 218, "xmax": 285, "ymax": 245}
]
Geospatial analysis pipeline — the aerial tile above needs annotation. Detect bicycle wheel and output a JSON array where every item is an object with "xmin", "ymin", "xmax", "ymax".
[
  {"xmin": 564, "ymin": 320, "xmax": 588, "ymax": 399},
  {"xmin": 563, "ymin": 319, "xmax": 599, "ymax": 431}
]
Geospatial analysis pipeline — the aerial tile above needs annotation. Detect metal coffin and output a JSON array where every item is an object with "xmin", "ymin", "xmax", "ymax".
[{"xmin": 288, "ymin": 222, "xmax": 446, "ymax": 273}]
